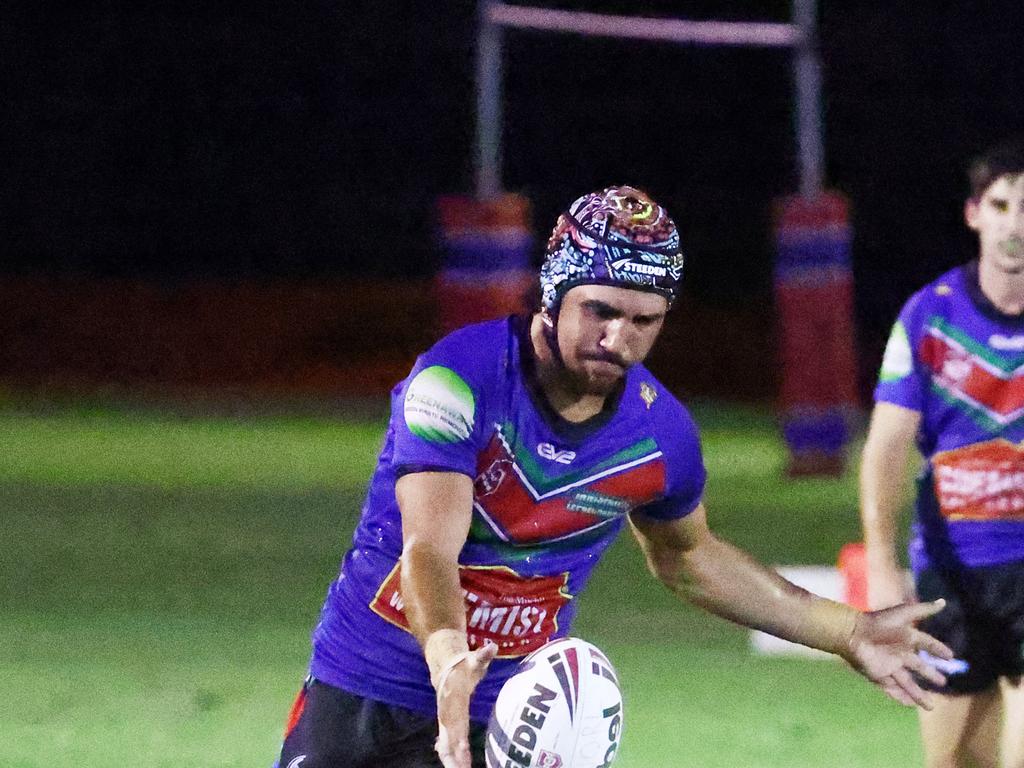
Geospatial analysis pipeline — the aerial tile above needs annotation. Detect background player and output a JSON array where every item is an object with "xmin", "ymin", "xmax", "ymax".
[
  {"xmin": 278, "ymin": 186, "xmax": 952, "ymax": 768},
  {"xmin": 861, "ymin": 138, "xmax": 1024, "ymax": 768}
]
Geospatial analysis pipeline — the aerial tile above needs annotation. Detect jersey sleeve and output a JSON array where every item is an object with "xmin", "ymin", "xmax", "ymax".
[
  {"xmin": 638, "ymin": 394, "xmax": 707, "ymax": 520},
  {"xmin": 390, "ymin": 324, "xmax": 498, "ymax": 478},
  {"xmin": 873, "ymin": 294, "xmax": 925, "ymax": 412}
]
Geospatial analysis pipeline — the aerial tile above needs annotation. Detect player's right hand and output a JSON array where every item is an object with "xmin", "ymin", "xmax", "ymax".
[
  {"xmin": 846, "ymin": 598, "xmax": 952, "ymax": 709},
  {"xmin": 435, "ymin": 642, "xmax": 499, "ymax": 768}
]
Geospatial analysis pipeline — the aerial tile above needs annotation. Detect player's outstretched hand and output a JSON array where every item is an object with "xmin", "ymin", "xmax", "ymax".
[
  {"xmin": 843, "ymin": 599, "xmax": 953, "ymax": 709},
  {"xmin": 435, "ymin": 642, "xmax": 499, "ymax": 768}
]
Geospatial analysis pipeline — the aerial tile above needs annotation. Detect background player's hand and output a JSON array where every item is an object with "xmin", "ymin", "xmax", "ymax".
[
  {"xmin": 435, "ymin": 642, "xmax": 498, "ymax": 768},
  {"xmin": 843, "ymin": 599, "xmax": 952, "ymax": 708}
]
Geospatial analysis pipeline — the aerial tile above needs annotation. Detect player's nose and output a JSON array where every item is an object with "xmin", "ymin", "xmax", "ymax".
[{"xmin": 599, "ymin": 320, "xmax": 632, "ymax": 362}]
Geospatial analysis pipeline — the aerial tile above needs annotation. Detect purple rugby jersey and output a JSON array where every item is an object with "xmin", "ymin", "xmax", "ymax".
[
  {"xmin": 308, "ymin": 316, "xmax": 706, "ymax": 722},
  {"xmin": 875, "ymin": 261, "xmax": 1024, "ymax": 572}
]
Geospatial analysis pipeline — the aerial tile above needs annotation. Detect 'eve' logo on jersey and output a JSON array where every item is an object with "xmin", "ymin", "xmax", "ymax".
[
  {"xmin": 990, "ymin": 334, "xmax": 1024, "ymax": 351},
  {"xmin": 537, "ymin": 443, "xmax": 576, "ymax": 464}
]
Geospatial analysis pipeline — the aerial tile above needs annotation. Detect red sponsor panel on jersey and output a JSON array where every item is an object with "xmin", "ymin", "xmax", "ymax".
[
  {"xmin": 932, "ymin": 439, "xmax": 1024, "ymax": 521},
  {"xmin": 370, "ymin": 562, "xmax": 572, "ymax": 657}
]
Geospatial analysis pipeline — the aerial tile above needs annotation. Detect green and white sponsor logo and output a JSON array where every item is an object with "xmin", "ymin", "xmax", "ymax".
[
  {"xmin": 879, "ymin": 320, "xmax": 912, "ymax": 382},
  {"xmin": 404, "ymin": 365, "xmax": 475, "ymax": 444}
]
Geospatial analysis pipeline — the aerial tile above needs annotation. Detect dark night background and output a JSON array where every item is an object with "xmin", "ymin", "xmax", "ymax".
[{"xmin": 3, "ymin": 1, "xmax": 1024, "ymax": 397}]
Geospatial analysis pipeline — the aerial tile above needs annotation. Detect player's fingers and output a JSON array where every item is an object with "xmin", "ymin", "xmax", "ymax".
[
  {"xmin": 901, "ymin": 598, "xmax": 946, "ymax": 622},
  {"xmin": 435, "ymin": 681, "xmax": 472, "ymax": 768},
  {"xmin": 912, "ymin": 629, "xmax": 954, "ymax": 660},
  {"xmin": 905, "ymin": 647, "xmax": 948, "ymax": 688},
  {"xmin": 435, "ymin": 727, "xmax": 471, "ymax": 768},
  {"xmin": 453, "ymin": 738, "xmax": 471, "ymax": 768},
  {"xmin": 882, "ymin": 678, "xmax": 915, "ymax": 707},
  {"xmin": 458, "ymin": 642, "xmax": 498, "ymax": 687},
  {"xmin": 881, "ymin": 676, "xmax": 917, "ymax": 707},
  {"xmin": 435, "ymin": 725, "xmax": 456, "ymax": 768},
  {"xmin": 472, "ymin": 641, "xmax": 499, "ymax": 667},
  {"xmin": 891, "ymin": 667, "xmax": 934, "ymax": 710}
]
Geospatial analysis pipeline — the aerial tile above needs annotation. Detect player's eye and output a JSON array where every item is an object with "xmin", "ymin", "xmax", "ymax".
[
  {"xmin": 585, "ymin": 302, "xmax": 619, "ymax": 320},
  {"xmin": 990, "ymin": 198, "xmax": 1009, "ymax": 213}
]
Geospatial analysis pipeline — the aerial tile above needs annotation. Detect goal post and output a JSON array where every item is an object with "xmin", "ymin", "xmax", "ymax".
[
  {"xmin": 451, "ymin": 1, "xmax": 856, "ymax": 476},
  {"xmin": 474, "ymin": 0, "xmax": 825, "ymax": 200}
]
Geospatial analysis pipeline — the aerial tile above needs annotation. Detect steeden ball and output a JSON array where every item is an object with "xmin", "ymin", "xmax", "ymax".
[{"xmin": 485, "ymin": 637, "xmax": 624, "ymax": 768}]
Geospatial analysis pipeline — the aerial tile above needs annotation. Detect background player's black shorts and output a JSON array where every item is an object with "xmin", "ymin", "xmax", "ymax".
[
  {"xmin": 274, "ymin": 677, "xmax": 488, "ymax": 768},
  {"xmin": 916, "ymin": 559, "xmax": 1024, "ymax": 694}
]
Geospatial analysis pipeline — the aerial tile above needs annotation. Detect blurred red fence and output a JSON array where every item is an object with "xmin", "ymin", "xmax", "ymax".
[{"xmin": 0, "ymin": 277, "xmax": 777, "ymax": 401}]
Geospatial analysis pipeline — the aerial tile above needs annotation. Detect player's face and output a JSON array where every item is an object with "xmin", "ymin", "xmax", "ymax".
[
  {"xmin": 556, "ymin": 284, "xmax": 668, "ymax": 395},
  {"xmin": 966, "ymin": 173, "xmax": 1024, "ymax": 275}
]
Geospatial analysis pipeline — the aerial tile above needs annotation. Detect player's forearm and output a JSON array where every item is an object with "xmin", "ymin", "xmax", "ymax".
[
  {"xmin": 395, "ymin": 471, "xmax": 477, "ymax": 685},
  {"xmin": 859, "ymin": 434, "xmax": 909, "ymax": 574},
  {"xmin": 401, "ymin": 543, "xmax": 467, "ymax": 644},
  {"xmin": 401, "ymin": 543, "xmax": 473, "ymax": 686},
  {"xmin": 666, "ymin": 535, "xmax": 857, "ymax": 657},
  {"xmin": 861, "ymin": 503, "xmax": 902, "ymax": 577},
  {"xmin": 858, "ymin": 404, "xmax": 920, "ymax": 575}
]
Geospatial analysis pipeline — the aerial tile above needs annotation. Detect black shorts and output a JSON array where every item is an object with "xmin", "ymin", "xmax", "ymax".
[
  {"xmin": 916, "ymin": 560, "xmax": 1024, "ymax": 694},
  {"xmin": 274, "ymin": 677, "xmax": 489, "ymax": 768}
]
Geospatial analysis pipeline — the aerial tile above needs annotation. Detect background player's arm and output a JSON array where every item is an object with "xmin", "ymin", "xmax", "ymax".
[
  {"xmin": 629, "ymin": 503, "xmax": 951, "ymax": 707},
  {"xmin": 396, "ymin": 471, "xmax": 496, "ymax": 768},
  {"xmin": 859, "ymin": 402, "xmax": 921, "ymax": 609}
]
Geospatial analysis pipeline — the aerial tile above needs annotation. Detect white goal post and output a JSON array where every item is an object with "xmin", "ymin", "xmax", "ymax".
[{"xmin": 475, "ymin": 0, "xmax": 824, "ymax": 200}]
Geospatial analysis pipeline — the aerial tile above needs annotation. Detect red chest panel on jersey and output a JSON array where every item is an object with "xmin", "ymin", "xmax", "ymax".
[{"xmin": 471, "ymin": 433, "xmax": 666, "ymax": 544}]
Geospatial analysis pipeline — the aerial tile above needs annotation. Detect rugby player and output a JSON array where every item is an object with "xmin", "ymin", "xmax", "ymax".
[
  {"xmin": 861, "ymin": 138, "xmax": 1024, "ymax": 768},
  {"xmin": 277, "ymin": 185, "xmax": 952, "ymax": 768}
]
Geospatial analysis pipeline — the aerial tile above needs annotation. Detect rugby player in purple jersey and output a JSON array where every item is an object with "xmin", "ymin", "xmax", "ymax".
[
  {"xmin": 276, "ymin": 186, "xmax": 951, "ymax": 768},
  {"xmin": 862, "ymin": 138, "xmax": 1024, "ymax": 768}
]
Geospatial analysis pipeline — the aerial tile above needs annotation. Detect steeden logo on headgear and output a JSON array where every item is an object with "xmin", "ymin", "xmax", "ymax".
[{"xmin": 610, "ymin": 257, "xmax": 667, "ymax": 277}]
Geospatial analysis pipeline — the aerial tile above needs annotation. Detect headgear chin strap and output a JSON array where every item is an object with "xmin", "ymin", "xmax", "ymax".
[{"xmin": 539, "ymin": 306, "xmax": 564, "ymax": 367}]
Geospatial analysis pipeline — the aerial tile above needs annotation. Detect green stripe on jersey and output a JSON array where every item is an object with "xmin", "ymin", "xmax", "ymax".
[
  {"xmin": 501, "ymin": 420, "xmax": 658, "ymax": 494},
  {"xmin": 930, "ymin": 316, "xmax": 1024, "ymax": 374}
]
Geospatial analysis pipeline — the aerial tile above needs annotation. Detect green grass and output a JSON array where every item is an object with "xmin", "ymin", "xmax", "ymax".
[{"xmin": 0, "ymin": 401, "xmax": 922, "ymax": 767}]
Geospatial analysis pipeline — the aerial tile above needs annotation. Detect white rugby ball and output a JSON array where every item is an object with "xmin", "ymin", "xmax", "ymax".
[{"xmin": 485, "ymin": 637, "xmax": 624, "ymax": 768}]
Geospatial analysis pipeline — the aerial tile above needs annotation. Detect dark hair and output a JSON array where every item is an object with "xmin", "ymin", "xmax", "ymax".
[{"xmin": 968, "ymin": 136, "xmax": 1024, "ymax": 198}]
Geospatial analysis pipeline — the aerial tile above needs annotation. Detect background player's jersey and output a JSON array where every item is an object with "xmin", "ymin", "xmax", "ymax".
[
  {"xmin": 875, "ymin": 261, "xmax": 1024, "ymax": 572},
  {"xmin": 309, "ymin": 316, "xmax": 706, "ymax": 721}
]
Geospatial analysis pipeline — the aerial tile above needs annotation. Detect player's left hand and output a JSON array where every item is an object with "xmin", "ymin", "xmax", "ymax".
[
  {"xmin": 843, "ymin": 598, "xmax": 953, "ymax": 708},
  {"xmin": 435, "ymin": 641, "xmax": 499, "ymax": 768}
]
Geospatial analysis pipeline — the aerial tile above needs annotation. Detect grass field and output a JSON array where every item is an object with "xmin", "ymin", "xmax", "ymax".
[{"xmin": 0, "ymin": 399, "xmax": 921, "ymax": 767}]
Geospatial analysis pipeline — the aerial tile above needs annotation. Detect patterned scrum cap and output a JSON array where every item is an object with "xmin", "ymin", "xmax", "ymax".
[{"xmin": 540, "ymin": 185, "xmax": 684, "ymax": 311}]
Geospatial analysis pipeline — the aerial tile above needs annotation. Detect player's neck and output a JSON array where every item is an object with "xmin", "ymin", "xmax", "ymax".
[
  {"xmin": 529, "ymin": 315, "xmax": 609, "ymax": 423},
  {"xmin": 978, "ymin": 256, "xmax": 1024, "ymax": 315}
]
